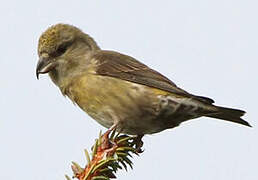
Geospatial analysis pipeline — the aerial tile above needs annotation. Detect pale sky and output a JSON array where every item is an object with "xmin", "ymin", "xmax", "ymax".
[{"xmin": 0, "ymin": 0, "xmax": 257, "ymax": 180}]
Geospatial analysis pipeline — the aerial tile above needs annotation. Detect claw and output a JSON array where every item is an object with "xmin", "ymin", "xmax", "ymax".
[
  {"xmin": 134, "ymin": 135, "xmax": 144, "ymax": 153},
  {"xmin": 101, "ymin": 124, "xmax": 118, "ymax": 150}
]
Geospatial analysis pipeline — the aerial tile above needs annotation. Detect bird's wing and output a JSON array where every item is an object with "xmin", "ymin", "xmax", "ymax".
[{"xmin": 92, "ymin": 50, "xmax": 214, "ymax": 104}]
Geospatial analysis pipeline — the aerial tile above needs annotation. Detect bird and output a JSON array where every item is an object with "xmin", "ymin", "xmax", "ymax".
[{"xmin": 36, "ymin": 23, "xmax": 251, "ymax": 139}]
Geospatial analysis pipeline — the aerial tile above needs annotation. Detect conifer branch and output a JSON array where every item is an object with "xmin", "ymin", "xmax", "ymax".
[{"xmin": 65, "ymin": 130, "xmax": 143, "ymax": 180}]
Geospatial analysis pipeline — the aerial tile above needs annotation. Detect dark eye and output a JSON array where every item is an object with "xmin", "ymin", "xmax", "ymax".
[
  {"xmin": 52, "ymin": 41, "xmax": 73, "ymax": 57},
  {"xmin": 56, "ymin": 43, "xmax": 69, "ymax": 55}
]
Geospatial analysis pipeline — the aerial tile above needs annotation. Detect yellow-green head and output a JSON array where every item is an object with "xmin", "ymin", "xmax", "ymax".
[{"xmin": 36, "ymin": 24, "xmax": 100, "ymax": 80}]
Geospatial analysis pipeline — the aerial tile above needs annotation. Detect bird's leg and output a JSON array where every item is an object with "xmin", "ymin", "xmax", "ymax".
[
  {"xmin": 134, "ymin": 134, "xmax": 144, "ymax": 153},
  {"xmin": 101, "ymin": 111, "xmax": 124, "ymax": 150},
  {"xmin": 101, "ymin": 124, "xmax": 118, "ymax": 150}
]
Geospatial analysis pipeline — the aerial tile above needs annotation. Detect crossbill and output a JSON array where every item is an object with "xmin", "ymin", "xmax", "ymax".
[{"xmin": 36, "ymin": 24, "xmax": 250, "ymax": 136}]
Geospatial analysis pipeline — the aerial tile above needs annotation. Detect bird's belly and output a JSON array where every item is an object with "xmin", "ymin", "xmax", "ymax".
[{"xmin": 65, "ymin": 74, "xmax": 196, "ymax": 135}]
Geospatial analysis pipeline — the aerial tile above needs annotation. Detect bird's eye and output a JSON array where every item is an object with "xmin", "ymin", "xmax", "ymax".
[
  {"xmin": 56, "ymin": 43, "xmax": 69, "ymax": 55},
  {"xmin": 52, "ymin": 41, "xmax": 73, "ymax": 57}
]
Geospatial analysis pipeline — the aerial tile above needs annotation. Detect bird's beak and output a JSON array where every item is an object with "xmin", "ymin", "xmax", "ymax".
[{"xmin": 36, "ymin": 56, "xmax": 55, "ymax": 79}]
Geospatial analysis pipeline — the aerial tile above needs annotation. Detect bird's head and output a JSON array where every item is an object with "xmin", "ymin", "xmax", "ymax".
[{"xmin": 36, "ymin": 24, "xmax": 99, "ymax": 80}]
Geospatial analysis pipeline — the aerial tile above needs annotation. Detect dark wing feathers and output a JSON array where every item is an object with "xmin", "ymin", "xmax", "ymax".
[
  {"xmin": 194, "ymin": 96, "xmax": 215, "ymax": 104},
  {"xmin": 93, "ymin": 50, "xmax": 214, "ymax": 104}
]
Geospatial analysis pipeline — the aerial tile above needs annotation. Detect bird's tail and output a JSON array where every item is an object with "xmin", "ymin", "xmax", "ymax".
[{"xmin": 206, "ymin": 106, "xmax": 251, "ymax": 127}]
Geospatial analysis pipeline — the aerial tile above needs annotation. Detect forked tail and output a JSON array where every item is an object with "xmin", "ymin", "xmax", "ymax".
[{"xmin": 206, "ymin": 106, "xmax": 251, "ymax": 127}]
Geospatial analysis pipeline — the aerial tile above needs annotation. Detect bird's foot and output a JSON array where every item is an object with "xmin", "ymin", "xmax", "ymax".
[
  {"xmin": 100, "ymin": 125, "xmax": 118, "ymax": 150},
  {"xmin": 99, "ymin": 126, "xmax": 144, "ymax": 155},
  {"xmin": 134, "ymin": 135, "xmax": 144, "ymax": 153}
]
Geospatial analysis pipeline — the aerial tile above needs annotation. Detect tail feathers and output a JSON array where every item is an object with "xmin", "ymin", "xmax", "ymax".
[{"xmin": 206, "ymin": 106, "xmax": 251, "ymax": 127}]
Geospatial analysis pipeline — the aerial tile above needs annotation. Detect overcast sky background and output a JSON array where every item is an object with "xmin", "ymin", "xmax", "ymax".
[{"xmin": 0, "ymin": 0, "xmax": 257, "ymax": 179}]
